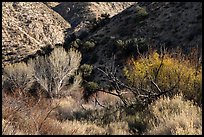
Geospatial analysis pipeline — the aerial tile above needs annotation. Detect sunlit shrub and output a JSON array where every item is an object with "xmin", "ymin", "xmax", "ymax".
[
  {"xmin": 135, "ymin": 6, "xmax": 148, "ymax": 20},
  {"xmin": 124, "ymin": 51, "xmax": 202, "ymax": 104},
  {"xmin": 3, "ymin": 62, "xmax": 34, "ymax": 94},
  {"xmin": 145, "ymin": 94, "xmax": 202, "ymax": 135}
]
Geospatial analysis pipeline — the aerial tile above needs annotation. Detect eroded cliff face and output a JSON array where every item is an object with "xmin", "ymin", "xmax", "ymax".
[{"xmin": 2, "ymin": 2, "xmax": 71, "ymax": 66}]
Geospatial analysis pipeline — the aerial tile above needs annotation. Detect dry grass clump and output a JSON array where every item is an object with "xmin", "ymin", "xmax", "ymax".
[
  {"xmin": 105, "ymin": 121, "xmax": 130, "ymax": 135},
  {"xmin": 145, "ymin": 94, "xmax": 202, "ymax": 135},
  {"xmin": 59, "ymin": 120, "xmax": 106, "ymax": 135},
  {"xmin": 52, "ymin": 96, "xmax": 82, "ymax": 121},
  {"xmin": 2, "ymin": 118, "xmax": 27, "ymax": 135}
]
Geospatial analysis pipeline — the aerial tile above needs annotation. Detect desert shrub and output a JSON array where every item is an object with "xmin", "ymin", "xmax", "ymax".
[
  {"xmin": 83, "ymin": 82, "xmax": 100, "ymax": 101},
  {"xmin": 70, "ymin": 40, "xmax": 79, "ymax": 49},
  {"xmin": 145, "ymin": 94, "xmax": 202, "ymax": 135},
  {"xmin": 2, "ymin": 93, "xmax": 59, "ymax": 135},
  {"xmin": 69, "ymin": 39, "xmax": 83, "ymax": 49},
  {"xmin": 126, "ymin": 111, "xmax": 148, "ymax": 135},
  {"xmin": 28, "ymin": 47, "xmax": 82, "ymax": 98},
  {"xmin": 83, "ymin": 40, "xmax": 96, "ymax": 51},
  {"xmin": 100, "ymin": 13, "xmax": 110, "ymax": 19},
  {"xmin": 3, "ymin": 62, "xmax": 34, "ymax": 94},
  {"xmin": 80, "ymin": 64, "xmax": 93, "ymax": 78},
  {"xmin": 115, "ymin": 39, "xmax": 125, "ymax": 49},
  {"xmin": 105, "ymin": 121, "xmax": 130, "ymax": 135},
  {"xmin": 60, "ymin": 120, "xmax": 106, "ymax": 135},
  {"xmin": 135, "ymin": 6, "xmax": 148, "ymax": 21},
  {"xmin": 115, "ymin": 38, "xmax": 147, "ymax": 57},
  {"xmin": 124, "ymin": 51, "xmax": 202, "ymax": 104},
  {"xmin": 84, "ymin": 82, "xmax": 99, "ymax": 92}
]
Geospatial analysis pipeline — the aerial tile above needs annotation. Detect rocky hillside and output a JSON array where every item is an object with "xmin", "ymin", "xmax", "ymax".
[
  {"xmin": 2, "ymin": 2, "xmax": 202, "ymax": 84},
  {"xmin": 2, "ymin": 2, "xmax": 71, "ymax": 67},
  {"xmin": 76, "ymin": 2, "xmax": 202, "ymax": 87},
  {"xmin": 88, "ymin": 2, "xmax": 202, "ymax": 51},
  {"xmin": 53, "ymin": 2, "xmax": 136, "ymax": 36}
]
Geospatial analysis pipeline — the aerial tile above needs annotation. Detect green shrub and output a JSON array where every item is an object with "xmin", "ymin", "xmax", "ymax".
[
  {"xmin": 115, "ymin": 38, "xmax": 147, "ymax": 57},
  {"xmin": 69, "ymin": 39, "xmax": 83, "ymax": 49},
  {"xmin": 80, "ymin": 64, "xmax": 93, "ymax": 78},
  {"xmin": 83, "ymin": 82, "xmax": 100, "ymax": 101},
  {"xmin": 84, "ymin": 82, "xmax": 99, "ymax": 93},
  {"xmin": 83, "ymin": 40, "xmax": 96, "ymax": 51},
  {"xmin": 135, "ymin": 6, "xmax": 148, "ymax": 21},
  {"xmin": 115, "ymin": 40, "xmax": 125, "ymax": 49}
]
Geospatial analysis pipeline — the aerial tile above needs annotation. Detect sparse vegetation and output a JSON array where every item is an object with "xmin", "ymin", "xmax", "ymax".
[
  {"xmin": 3, "ymin": 62, "xmax": 34, "ymax": 95},
  {"xmin": 2, "ymin": 2, "xmax": 202, "ymax": 135}
]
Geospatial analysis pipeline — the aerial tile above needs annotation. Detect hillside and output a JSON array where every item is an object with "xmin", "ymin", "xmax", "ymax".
[
  {"xmin": 88, "ymin": 2, "xmax": 202, "ymax": 51},
  {"xmin": 2, "ymin": 2, "xmax": 71, "ymax": 67},
  {"xmin": 53, "ymin": 2, "xmax": 136, "ymax": 36},
  {"xmin": 2, "ymin": 2, "xmax": 202, "ymax": 135},
  {"xmin": 77, "ymin": 2, "xmax": 202, "ymax": 87}
]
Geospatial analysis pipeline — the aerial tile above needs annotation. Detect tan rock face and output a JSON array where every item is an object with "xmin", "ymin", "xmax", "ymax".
[
  {"xmin": 2, "ymin": 2, "xmax": 71, "ymax": 66},
  {"xmin": 54, "ymin": 2, "xmax": 136, "ymax": 24},
  {"xmin": 53, "ymin": 2, "xmax": 136, "ymax": 35}
]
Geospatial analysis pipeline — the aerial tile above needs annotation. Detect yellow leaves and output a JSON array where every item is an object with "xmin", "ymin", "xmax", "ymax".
[{"xmin": 124, "ymin": 51, "xmax": 202, "ymax": 104}]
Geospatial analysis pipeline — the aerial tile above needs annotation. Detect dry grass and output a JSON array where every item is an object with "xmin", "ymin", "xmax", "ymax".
[
  {"xmin": 2, "ymin": 93, "xmax": 59, "ymax": 135},
  {"xmin": 59, "ymin": 120, "xmax": 106, "ymax": 135},
  {"xmin": 105, "ymin": 121, "xmax": 130, "ymax": 135},
  {"xmin": 145, "ymin": 94, "xmax": 202, "ymax": 135},
  {"xmin": 2, "ymin": 91, "xmax": 202, "ymax": 135}
]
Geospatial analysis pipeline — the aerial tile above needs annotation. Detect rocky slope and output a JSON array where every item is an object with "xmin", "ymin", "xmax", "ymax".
[
  {"xmin": 78, "ymin": 2, "xmax": 202, "ymax": 88},
  {"xmin": 53, "ymin": 2, "xmax": 136, "ymax": 36},
  {"xmin": 2, "ymin": 2, "xmax": 202, "ymax": 87},
  {"xmin": 88, "ymin": 2, "xmax": 202, "ymax": 51},
  {"xmin": 2, "ymin": 2, "xmax": 71, "ymax": 67}
]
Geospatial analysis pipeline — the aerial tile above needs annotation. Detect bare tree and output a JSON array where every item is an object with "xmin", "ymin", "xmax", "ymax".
[
  {"xmin": 94, "ymin": 52, "xmax": 179, "ymax": 108},
  {"xmin": 28, "ymin": 47, "xmax": 82, "ymax": 98}
]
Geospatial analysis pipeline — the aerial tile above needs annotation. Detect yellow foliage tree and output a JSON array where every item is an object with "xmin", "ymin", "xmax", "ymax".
[{"xmin": 124, "ymin": 51, "xmax": 202, "ymax": 104}]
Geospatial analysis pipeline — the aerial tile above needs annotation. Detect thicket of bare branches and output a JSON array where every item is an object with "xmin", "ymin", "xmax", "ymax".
[
  {"xmin": 28, "ymin": 47, "xmax": 82, "ymax": 98},
  {"xmin": 3, "ymin": 62, "xmax": 34, "ymax": 95}
]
